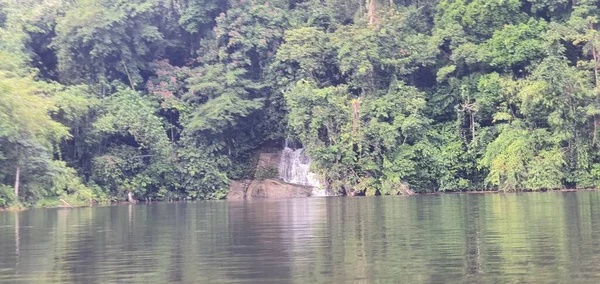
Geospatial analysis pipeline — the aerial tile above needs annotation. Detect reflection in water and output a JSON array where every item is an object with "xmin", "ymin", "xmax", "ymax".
[
  {"xmin": 14, "ymin": 212, "xmax": 18, "ymax": 273},
  {"xmin": 2, "ymin": 192, "xmax": 600, "ymax": 282}
]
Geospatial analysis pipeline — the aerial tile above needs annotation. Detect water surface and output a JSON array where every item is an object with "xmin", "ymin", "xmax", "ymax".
[{"xmin": 2, "ymin": 192, "xmax": 600, "ymax": 283}]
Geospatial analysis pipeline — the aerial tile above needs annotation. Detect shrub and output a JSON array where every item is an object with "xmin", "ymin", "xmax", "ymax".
[
  {"xmin": 255, "ymin": 167, "xmax": 279, "ymax": 180},
  {"xmin": 0, "ymin": 184, "xmax": 15, "ymax": 208}
]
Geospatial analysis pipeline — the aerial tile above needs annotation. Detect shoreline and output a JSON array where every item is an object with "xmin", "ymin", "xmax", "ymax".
[
  {"xmin": 1, "ymin": 188, "xmax": 598, "ymax": 211},
  {"xmin": 414, "ymin": 188, "xmax": 597, "ymax": 195}
]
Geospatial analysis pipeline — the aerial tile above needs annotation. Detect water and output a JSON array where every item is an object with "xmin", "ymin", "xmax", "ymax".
[
  {"xmin": 279, "ymin": 146, "xmax": 321, "ymax": 189},
  {"xmin": 2, "ymin": 192, "xmax": 600, "ymax": 283}
]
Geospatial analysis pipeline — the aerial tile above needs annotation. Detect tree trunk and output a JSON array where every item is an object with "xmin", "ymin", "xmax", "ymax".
[
  {"xmin": 471, "ymin": 112, "xmax": 476, "ymax": 141},
  {"xmin": 127, "ymin": 191, "xmax": 136, "ymax": 204},
  {"xmin": 170, "ymin": 113, "xmax": 175, "ymax": 142},
  {"xmin": 595, "ymin": 118, "xmax": 598, "ymax": 145},
  {"xmin": 592, "ymin": 36, "xmax": 599, "ymax": 144},
  {"xmin": 352, "ymin": 99, "xmax": 360, "ymax": 135},
  {"xmin": 14, "ymin": 166, "xmax": 20, "ymax": 201},
  {"xmin": 120, "ymin": 53, "xmax": 135, "ymax": 89},
  {"xmin": 367, "ymin": 0, "xmax": 377, "ymax": 24}
]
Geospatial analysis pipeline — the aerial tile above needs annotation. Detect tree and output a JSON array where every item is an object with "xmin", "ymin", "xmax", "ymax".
[
  {"xmin": 6, "ymin": 0, "xmax": 600, "ymax": 206},
  {"xmin": 91, "ymin": 88, "xmax": 172, "ymax": 198},
  {"xmin": 52, "ymin": 0, "xmax": 166, "ymax": 89},
  {"xmin": 0, "ymin": 73, "xmax": 69, "ymax": 202}
]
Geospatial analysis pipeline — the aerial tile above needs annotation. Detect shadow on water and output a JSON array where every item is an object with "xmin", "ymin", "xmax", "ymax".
[{"xmin": 2, "ymin": 192, "xmax": 600, "ymax": 282}]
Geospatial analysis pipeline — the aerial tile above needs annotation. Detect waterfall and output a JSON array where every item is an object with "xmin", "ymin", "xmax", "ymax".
[
  {"xmin": 279, "ymin": 142, "xmax": 326, "ymax": 195},
  {"xmin": 279, "ymin": 146, "xmax": 318, "ymax": 186}
]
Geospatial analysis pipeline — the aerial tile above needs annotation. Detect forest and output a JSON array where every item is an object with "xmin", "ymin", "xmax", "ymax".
[{"xmin": 1, "ymin": 0, "xmax": 600, "ymax": 207}]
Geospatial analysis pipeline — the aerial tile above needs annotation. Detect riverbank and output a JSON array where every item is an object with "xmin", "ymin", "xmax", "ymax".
[
  {"xmin": 1, "ymin": 188, "xmax": 598, "ymax": 211},
  {"xmin": 0, "ymin": 198, "xmax": 113, "ymax": 211},
  {"xmin": 422, "ymin": 188, "xmax": 598, "ymax": 195}
]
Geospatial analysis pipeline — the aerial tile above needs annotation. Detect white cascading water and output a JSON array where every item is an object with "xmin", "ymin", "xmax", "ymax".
[{"xmin": 279, "ymin": 142, "xmax": 327, "ymax": 196}]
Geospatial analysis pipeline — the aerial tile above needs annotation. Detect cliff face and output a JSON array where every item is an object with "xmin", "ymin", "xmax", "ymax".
[
  {"xmin": 256, "ymin": 152, "xmax": 280, "ymax": 169},
  {"xmin": 226, "ymin": 150, "xmax": 315, "ymax": 200}
]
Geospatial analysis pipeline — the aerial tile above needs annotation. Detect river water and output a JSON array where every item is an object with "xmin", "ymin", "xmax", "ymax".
[{"xmin": 1, "ymin": 192, "xmax": 600, "ymax": 283}]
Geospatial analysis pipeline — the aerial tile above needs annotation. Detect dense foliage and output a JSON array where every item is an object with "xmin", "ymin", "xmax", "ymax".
[{"xmin": 2, "ymin": 0, "xmax": 600, "ymax": 207}]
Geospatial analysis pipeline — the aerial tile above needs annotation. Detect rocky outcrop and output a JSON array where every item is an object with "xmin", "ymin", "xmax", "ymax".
[
  {"xmin": 226, "ymin": 179, "xmax": 313, "ymax": 200},
  {"xmin": 247, "ymin": 179, "xmax": 313, "ymax": 198},
  {"xmin": 227, "ymin": 180, "xmax": 253, "ymax": 200},
  {"xmin": 226, "ymin": 148, "xmax": 317, "ymax": 200}
]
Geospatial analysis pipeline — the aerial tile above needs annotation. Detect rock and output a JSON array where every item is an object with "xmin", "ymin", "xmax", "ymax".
[
  {"xmin": 398, "ymin": 183, "xmax": 414, "ymax": 196},
  {"xmin": 226, "ymin": 149, "xmax": 314, "ymax": 200},
  {"xmin": 227, "ymin": 179, "xmax": 313, "ymax": 200},
  {"xmin": 226, "ymin": 180, "xmax": 252, "ymax": 200},
  {"xmin": 247, "ymin": 179, "xmax": 313, "ymax": 198}
]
